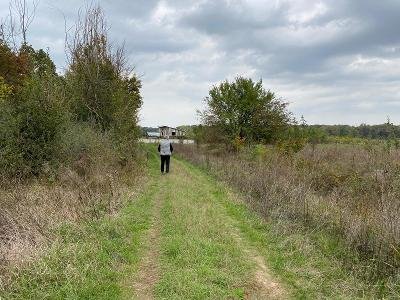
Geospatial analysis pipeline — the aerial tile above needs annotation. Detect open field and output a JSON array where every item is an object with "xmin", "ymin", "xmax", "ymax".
[
  {"xmin": 176, "ymin": 142, "xmax": 400, "ymax": 297},
  {"xmin": 1, "ymin": 145, "xmax": 398, "ymax": 299},
  {"xmin": 3, "ymin": 0, "xmax": 400, "ymax": 298}
]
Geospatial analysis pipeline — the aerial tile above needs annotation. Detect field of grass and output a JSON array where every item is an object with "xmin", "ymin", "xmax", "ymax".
[
  {"xmin": 176, "ymin": 142, "xmax": 400, "ymax": 298},
  {"xmin": 2, "ymin": 145, "xmax": 398, "ymax": 299}
]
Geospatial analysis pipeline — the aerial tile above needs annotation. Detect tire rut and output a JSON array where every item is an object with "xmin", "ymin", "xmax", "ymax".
[
  {"xmin": 174, "ymin": 159, "xmax": 288, "ymax": 299},
  {"xmin": 132, "ymin": 183, "xmax": 164, "ymax": 299}
]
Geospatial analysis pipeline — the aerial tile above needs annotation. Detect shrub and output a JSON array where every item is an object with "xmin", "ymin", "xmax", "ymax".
[
  {"xmin": 276, "ymin": 126, "xmax": 307, "ymax": 155},
  {"xmin": 0, "ymin": 74, "xmax": 67, "ymax": 177},
  {"xmin": 66, "ymin": 5, "xmax": 142, "ymax": 135},
  {"xmin": 58, "ymin": 122, "xmax": 116, "ymax": 175}
]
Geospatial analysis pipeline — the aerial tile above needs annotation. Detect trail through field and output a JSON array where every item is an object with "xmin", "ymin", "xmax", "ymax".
[
  {"xmin": 4, "ymin": 149, "xmax": 390, "ymax": 299},
  {"xmin": 131, "ymin": 152, "xmax": 287, "ymax": 299},
  {"xmin": 132, "ymin": 180, "xmax": 163, "ymax": 298}
]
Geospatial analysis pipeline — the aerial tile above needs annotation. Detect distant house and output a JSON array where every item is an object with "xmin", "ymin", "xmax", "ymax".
[{"xmin": 159, "ymin": 126, "xmax": 185, "ymax": 138}]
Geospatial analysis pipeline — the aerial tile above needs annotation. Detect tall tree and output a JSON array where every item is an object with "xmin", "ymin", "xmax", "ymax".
[
  {"xmin": 66, "ymin": 5, "xmax": 141, "ymax": 133},
  {"xmin": 200, "ymin": 77, "xmax": 292, "ymax": 146},
  {"xmin": 9, "ymin": 0, "xmax": 39, "ymax": 45}
]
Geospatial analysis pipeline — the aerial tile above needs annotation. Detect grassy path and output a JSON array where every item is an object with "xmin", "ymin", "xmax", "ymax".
[
  {"xmin": 3, "ymin": 149, "xmax": 381, "ymax": 299},
  {"xmin": 128, "ymin": 150, "xmax": 286, "ymax": 299},
  {"xmin": 149, "ymin": 157, "xmax": 287, "ymax": 299},
  {"xmin": 132, "ymin": 168, "xmax": 164, "ymax": 298},
  {"xmin": 1, "ymin": 150, "xmax": 287, "ymax": 299}
]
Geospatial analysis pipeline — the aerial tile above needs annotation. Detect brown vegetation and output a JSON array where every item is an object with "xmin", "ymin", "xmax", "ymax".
[
  {"xmin": 175, "ymin": 143, "xmax": 400, "ymax": 278},
  {"xmin": 0, "ymin": 2, "xmax": 143, "ymax": 289},
  {"xmin": 0, "ymin": 138, "xmax": 145, "ymax": 287}
]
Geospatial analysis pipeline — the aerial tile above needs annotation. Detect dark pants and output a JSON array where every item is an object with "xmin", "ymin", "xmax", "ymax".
[{"xmin": 160, "ymin": 155, "xmax": 171, "ymax": 173}]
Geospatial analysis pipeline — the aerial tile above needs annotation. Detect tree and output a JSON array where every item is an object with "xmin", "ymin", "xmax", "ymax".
[
  {"xmin": 9, "ymin": 0, "xmax": 39, "ymax": 45},
  {"xmin": 66, "ymin": 5, "xmax": 141, "ymax": 134},
  {"xmin": 19, "ymin": 44, "xmax": 57, "ymax": 76},
  {"xmin": 0, "ymin": 69, "xmax": 67, "ymax": 176},
  {"xmin": 200, "ymin": 77, "xmax": 292, "ymax": 147},
  {"xmin": 65, "ymin": 4, "xmax": 142, "ymax": 159},
  {"xmin": 0, "ymin": 41, "xmax": 29, "ymax": 88}
]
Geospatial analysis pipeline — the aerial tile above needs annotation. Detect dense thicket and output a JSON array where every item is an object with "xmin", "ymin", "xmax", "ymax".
[{"xmin": 0, "ymin": 5, "xmax": 142, "ymax": 178}]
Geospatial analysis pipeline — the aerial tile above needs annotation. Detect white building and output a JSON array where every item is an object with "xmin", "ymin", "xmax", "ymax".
[{"xmin": 159, "ymin": 126, "xmax": 185, "ymax": 138}]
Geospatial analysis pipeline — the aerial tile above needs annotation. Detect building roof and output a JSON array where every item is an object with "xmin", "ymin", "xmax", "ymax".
[{"xmin": 159, "ymin": 126, "xmax": 178, "ymax": 130}]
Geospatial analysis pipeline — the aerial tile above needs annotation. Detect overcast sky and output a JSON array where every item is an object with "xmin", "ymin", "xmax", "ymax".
[{"xmin": 2, "ymin": 0, "xmax": 400, "ymax": 126}]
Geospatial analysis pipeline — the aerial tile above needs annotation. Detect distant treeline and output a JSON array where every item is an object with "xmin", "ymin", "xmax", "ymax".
[
  {"xmin": 141, "ymin": 127, "xmax": 159, "ymax": 134},
  {"xmin": 309, "ymin": 123, "xmax": 400, "ymax": 139},
  {"xmin": 158, "ymin": 123, "xmax": 400, "ymax": 142}
]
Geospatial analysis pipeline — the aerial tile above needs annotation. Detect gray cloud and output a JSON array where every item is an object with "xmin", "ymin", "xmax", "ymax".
[{"xmin": 1, "ymin": 0, "xmax": 400, "ymax": 126}]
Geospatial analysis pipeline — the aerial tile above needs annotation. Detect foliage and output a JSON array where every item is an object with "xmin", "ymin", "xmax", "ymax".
[
  {"xmin": 200, "ymin": 77, "xmax": 292, "ymax": 148},
  {"xmin": 141, "ymin": 126, "xmax": 159, "ymax": 137},
  {"xmin": 0, "ymin": 41, "xmax": 29, "ymax": 88},
  {"xmin": 192, "ymin": 125, "xmax": 206, "ymax": 144},
  {"xmin": 275, "ymin": 123, "xmax": 327, "ymax": 155},
  {"xmin": 0, "ymin": 4, "xmax": 145, "ymax": 297},
  {"xmin": 0, "ymin": 5, "xmax": 142, "ymax": 178},
  {"xmin": 19, "ymin": 43, "xmax": 57, "ymax": 77},
  {"xmin": 0, "ymin": 75, "xmax": 12, "ymax": 99},
  {"xmin": 309, "ymin": 121, "xmax": 400, "ymax": 140},
  {"xmin": 0, "ymin": 72, "xmax": 67, "ymax": 176},
  {"xmin": 65, "ymin": 5, "xmax": 142, "ymax": 159},
  {"xmin": 306, "ymin": 126, "xmax": 327, "ymax": 145},
  {"xmin": 66, "ymin": 6, "xmax": 141, "ymax": 132},
  {"xmin": 110, "ymin": 76, "xmax": 142, "ymax": 159},
  {"xmin": 276, "ymin": 126, "xmax": 307, "ymax": 155},
  {"xmin": 0, "ymin": 41, "xmax": 66, "ymax": 177}
]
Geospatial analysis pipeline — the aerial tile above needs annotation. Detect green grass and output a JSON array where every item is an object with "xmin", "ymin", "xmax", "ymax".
[
  {"xmin": 176, "ymin": 156, "xmax": 399, "ymax": 299},
  {"xmin": 154, "ymin": 160, "xmax": 253, "ymax": 299},
  {"xmin": 0, "ymin": 149, "xmax": 161, "ymax": 299},
  {"xmin": 3, "ymin": 144, "xmax": 397, "ymax": 299},
  {"xmin": 2, "ymin": 193, "xmax": 154, "ymax": 299}
]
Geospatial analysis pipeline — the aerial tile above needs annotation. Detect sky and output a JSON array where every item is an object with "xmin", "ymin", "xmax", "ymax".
[{"xmin": 1, "ymin": 0, "xmax": 400, "ymax": 127}]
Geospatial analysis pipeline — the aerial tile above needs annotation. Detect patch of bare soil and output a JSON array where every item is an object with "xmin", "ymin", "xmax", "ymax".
[
  {"xmin": 132, "ymin": 189, "xmax": 163, "ymax": 299},
  {"xmin": 229, "ymin": 215, "xmax": 288, "ymax": 299},
  {"xmin": 243, "ymin": 247, "xmax": 288, "ymax": 300}
]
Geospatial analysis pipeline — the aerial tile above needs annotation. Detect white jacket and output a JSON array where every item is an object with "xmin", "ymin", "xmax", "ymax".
[{"xmin": 159, "ymin": 139, "xmax": 173, "ymax": 155}]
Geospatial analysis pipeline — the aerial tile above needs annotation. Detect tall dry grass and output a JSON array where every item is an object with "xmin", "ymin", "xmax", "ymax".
[
  {"xmin": 176, "ymin": 143, "xmax": 400, "ymax": 277},
  {"xmin": 0, "ymin": 128, "xmax": 145, "ymax": 288}
]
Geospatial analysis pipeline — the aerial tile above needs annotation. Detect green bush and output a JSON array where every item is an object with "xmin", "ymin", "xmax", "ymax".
[
  {"xmin": 0, "ymin": 74, "xmax": 67, "ymax": 177},
  {"xmin": 276, "ymin": 126, "xmax": 307, "ymax": 155},
  {"xmin": 200, "ymin": 77, "xmax": 292, "ymax": 147},
  {"xmin": 0, "ymin": 77, "xmax": 22, "ymax": 176},
  {"xmin": 0, "ymin": 6, "xmax": 143, "ymax": 180}
]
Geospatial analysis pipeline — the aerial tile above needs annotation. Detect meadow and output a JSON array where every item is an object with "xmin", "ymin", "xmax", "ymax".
[
  {"xmin": 2, "ymin": 1, "xmax": 399, "ymax": 297},
  {"xmin": 175, "ymin": 141, "xmax": 400, "ymax": 294}
]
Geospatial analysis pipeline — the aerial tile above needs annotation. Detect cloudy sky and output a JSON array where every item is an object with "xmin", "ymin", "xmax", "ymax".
[{"xmin": 2, "ymin": 0, "xmax": 400, "ymax": 126}]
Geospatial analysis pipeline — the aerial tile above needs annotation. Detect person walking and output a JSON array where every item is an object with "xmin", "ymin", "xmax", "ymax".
[{"xmin": 158, "ymin": 136, "xmax": 173, "ymax": 174}]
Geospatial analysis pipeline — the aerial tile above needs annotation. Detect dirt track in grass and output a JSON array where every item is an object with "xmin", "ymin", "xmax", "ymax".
[{"xmin": 131, "ymin": 154, "xmax": 287, "ymax": 299}]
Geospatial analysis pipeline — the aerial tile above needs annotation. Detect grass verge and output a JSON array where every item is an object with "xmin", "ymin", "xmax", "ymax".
[
  {"xmin": 177, "ymin": 156, "xmax": 398, "ymax": 299},
  {"xmin": 0, "ymin": 150, "xmax": 160, "ymax": 299}
]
